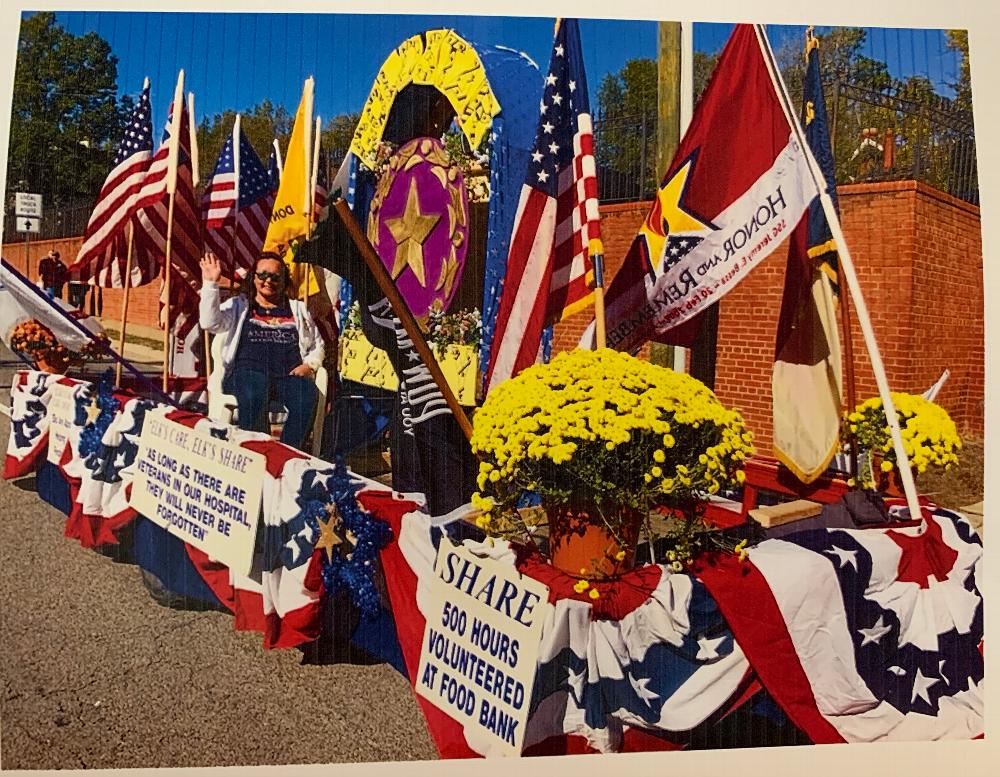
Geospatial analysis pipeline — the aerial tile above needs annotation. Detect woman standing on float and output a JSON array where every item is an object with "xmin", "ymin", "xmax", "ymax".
[{"xmin": 199, "ymin": 251, "xmax": 324, "ymax": 451}]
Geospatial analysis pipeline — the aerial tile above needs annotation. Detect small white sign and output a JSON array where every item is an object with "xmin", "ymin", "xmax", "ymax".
[
  {"xmin": 415, "ymin": 537, "xmax": 552, "ymax": 756},
  {"xmin": 15, "ymin": 192, "xmax": 42, "ymax": 217},
  {"xmin": 16, "ymin": 216, "xmax": 40, "ymax": 234},
  {"xmin": 129, "ymin": 412, "xmax": 266, "ymax": 575},
  {"xmin": 47, "ymin": 383, "xmax": 83, "ymax": 465}
]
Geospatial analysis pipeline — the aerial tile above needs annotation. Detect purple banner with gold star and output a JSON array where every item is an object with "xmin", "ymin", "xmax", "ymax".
[{"xmin": 368, "ymin": 138, "xmax": 469, "ymax": 319}]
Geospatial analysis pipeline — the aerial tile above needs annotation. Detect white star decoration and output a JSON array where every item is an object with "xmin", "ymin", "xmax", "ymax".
[
  {"xmin": 552, "ymin": 93, "xmax": 563, "ymax": 106},
  {"xmin": 629, "ymin": 675, "xmax": 660, "ymax": 704},
  {"xmin": 565, "ymin": 664, "xmax": 586, "ymax": 703},
  {"xmin": 858, "ymin": 615, "xmax": 892, "ymax": 646},
  {"xmin": 546, "ymin": 73, "xmax": 557, "ymax": 86},
  {"xmin": 548, "ymin": 142, "xmax": 559, "ymax": 154},
  {"xmin": 542, "ymin": 121, "xmax": 554, "ymax": 134},
  {"xmin": 696, "ymin": 634, "xmax": 727, "ymax": 661},
  {"xmin": 888, "ymin": 665, "xmax": 906, "ymax": 676},
  {"xmin": 911, "ymin": 668, "xmax": 940, "ymax": 705},
  {"xmin": 568, "ymin": 80, "xmax": 576, "ymax": 92},
  {"xmin": 532, "ymin": 150, "xmax": 543, "ymax": 163},
  {"xmin": 539, "ymin": 100, "xmax": 547, "ymax": 114},
  {"xmin": 537, "ymin": 170, "xmax": 549, "ymax": 183},
  {"xmin": 555, "ymin": 44, "xmax": 564, "ymax": 56},
  {"xmin": 825, "ymin": 545, "xmax": 859, "ymax": 570}
]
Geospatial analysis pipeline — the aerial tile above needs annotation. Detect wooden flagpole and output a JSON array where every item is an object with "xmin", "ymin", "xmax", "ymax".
[
  {"xmin": 115, "ymin": 221, "xmax": 135, "ymax": 386},
  {"xmin": 161, "ymin": 70, "xmax": 185, "ymax": 393},
  {"xmin": 303, "ymin": 112, "xmax": 321, "ymax": 307},
  {"xmin": 333, "ymin": 199, "xmax": 473, "ymax": 442},
  {"xmin": 755, "ymin": 24, "xmax": 923, "ymax": 525},
  {"xmin": 188, "ymin": 90, "xmax": 211, "ymax": 396}
]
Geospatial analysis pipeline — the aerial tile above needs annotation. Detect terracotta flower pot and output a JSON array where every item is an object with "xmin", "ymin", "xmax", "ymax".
[
  {"xmin": 34, "ymin": 352, "xmax": 69, "ymax": 374},
  {"xmin": 872, "ymin": 454, "xmax": 911, "ymax": 498},
  {"xmin": 546, "ymin": 504, "xmax": 643, "ymax": 580}
]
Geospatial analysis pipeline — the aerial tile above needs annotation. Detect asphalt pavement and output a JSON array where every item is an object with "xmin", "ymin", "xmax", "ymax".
[{"xmin": 0, "ymin": 358, "xmax": 438, "ymax": 770}]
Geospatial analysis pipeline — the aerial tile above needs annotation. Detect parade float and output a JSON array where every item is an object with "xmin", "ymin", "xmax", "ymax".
[{"xmin": 1, "ymin": 18, "xmax": 984, "ymax": 760}]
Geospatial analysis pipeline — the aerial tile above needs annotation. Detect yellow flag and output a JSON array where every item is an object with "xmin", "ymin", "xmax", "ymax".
[{"xmin": 264, "ymin": 77, "xmax": 319, "ymax": 298}]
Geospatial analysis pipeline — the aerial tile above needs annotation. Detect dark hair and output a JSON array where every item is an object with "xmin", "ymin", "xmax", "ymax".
[
  {"xmin": 240, "ymin": 252, "xmax": 293, "ymax": 301},
  {"xmin": 51, "ymin": 250, "xmax": 60, "ymax": 259}
]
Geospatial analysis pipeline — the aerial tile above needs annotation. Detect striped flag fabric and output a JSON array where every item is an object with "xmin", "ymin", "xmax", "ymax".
[
  {"xmin": 484, "ymin": 18, "xmax": 601, "ymax": 394},
  {"xmin": 133, "ymin": 77, "xmax": 204, "ymax": 305},
  {"xmin": 69, "ymin": 80, "xmax": 160, "ymax": 288},
  {"xmin": 202, "ymin": 123, "xmax": 275, "ymax": 279}
]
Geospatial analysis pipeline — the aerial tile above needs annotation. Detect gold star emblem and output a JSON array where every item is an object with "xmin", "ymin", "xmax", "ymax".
[
  {"xmin": 314, "ymin": 507, "xmax": 343, "ymax": 564},
  {"xmin": 652, "ymin": 160, "xmax": 711, "ymax": 236},
  {"xmin": 805, "ymin": 101, "xmax": 815, "ymax": 126},
  {"xmin": 85, "ymin": 397, "xmax": 102, "ymax": 425},
  {"xmin": 385, "ymin": 178, "xmax": 440, "ymax": 287}
]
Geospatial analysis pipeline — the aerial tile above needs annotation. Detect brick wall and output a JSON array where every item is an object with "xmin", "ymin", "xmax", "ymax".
[
  {"xmin": 552, "ymin": 180, "xmax": 984, "ymax": 446},
  {"xmin": 2, "ymin": 235, "xmax": 164, "ymax": 336}
]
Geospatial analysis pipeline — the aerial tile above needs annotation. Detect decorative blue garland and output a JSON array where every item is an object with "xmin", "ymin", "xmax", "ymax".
[
  {"xmin": 79, "ymin": 369, "xmax": 120, "ymax": 462},
  {"xmin": 295, "ymin": 460, "xmax": 393, "ymax": 618}
]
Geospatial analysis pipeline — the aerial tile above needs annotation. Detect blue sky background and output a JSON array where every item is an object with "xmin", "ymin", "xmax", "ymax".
[{"xmin": 41, "ymin": 12, "xmax": 964, "ymax": 125}]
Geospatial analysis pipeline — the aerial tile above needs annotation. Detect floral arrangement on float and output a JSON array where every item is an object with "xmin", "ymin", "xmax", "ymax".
[
  {"xmin": 842, "ymin": 392, "xmax": 961, "ymax": 495},
  {"xmin": 470, "ymin": 349, "xmax": 754, "ymax": 580},
  {"xmin": 338, "ymin": 302, "xmax": 481, "ymax": 406},
  {"xmin": 8, "ymin": 319, "xmax": 109, "ymax": 374}
]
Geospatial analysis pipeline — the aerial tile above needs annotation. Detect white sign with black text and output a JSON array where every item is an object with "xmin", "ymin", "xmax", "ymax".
[
  {"xmin": 15, "ymin": 192, "xmax": 42, "ymax": 217},
  {"xmin": 129, "ymin": 412, "xmax": 265, "ymax": 575},
  {"xmin": 415, "ymin": 537, "xmax": 552, "ymax": 756},
  {"xmin": 46, "ymin": 382, "xmax": 81, "ymax": 465}
]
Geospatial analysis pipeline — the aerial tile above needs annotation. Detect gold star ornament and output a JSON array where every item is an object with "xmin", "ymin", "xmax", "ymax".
[
  {"xmin": 314, "ymin": 507, "xmax": 343, "ymax": 563},
  {"xmin": 85, "ymin": 397, "xmax": 103, "ymax": 425},
  {"xmin": 385, "ymin": 178, "xmax": 440, "ymax": 287}
]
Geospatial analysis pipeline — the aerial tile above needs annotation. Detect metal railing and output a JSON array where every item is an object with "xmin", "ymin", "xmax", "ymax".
[{"xmin": 828, "ymin": 80, "xmax": 978, "ymax": 204}]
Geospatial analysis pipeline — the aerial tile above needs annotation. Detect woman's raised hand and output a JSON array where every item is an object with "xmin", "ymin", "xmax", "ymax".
[{"xmin": 199, "ymin": 253, "xmax": 222, "ymax": 284}]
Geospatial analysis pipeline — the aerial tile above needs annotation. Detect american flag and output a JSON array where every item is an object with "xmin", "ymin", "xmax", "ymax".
[
  {"xmin": 202, "ymin": 125, "xmax": 275, "ymax": 279},
  {"xmin": 484, "ymin": 18, "xmax": 601, "ymax": 394},
  {"xmin": 133, "ymin": 89, "xmax": 204, "ymax": 306},
  {"xmin": 69, "ymin": 81, "xmax": 160, "ymax": 288},
  {"xmin": 132, "ymin": 84, "xmax": 203, "ymax": 343}
]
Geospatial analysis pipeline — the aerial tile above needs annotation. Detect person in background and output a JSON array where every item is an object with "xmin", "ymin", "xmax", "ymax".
[
  {"xmin": 198, "ymin": 251, "xmax": 323, "ymax": 451},
  {"xmin": 37, "ymin": 250, "xmax": 66, "ymax": 299},
  {"xmin": 67, "ymin": 276, "xmax": 88, "ymax": 309}
]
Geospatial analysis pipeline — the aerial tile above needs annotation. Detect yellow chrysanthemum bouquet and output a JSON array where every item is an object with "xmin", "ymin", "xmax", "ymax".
[
  {"xmin": 471, "ymin": 349, "xmax": 754, "ymax": 576},
  {"xmin": 843, "ymin": 392, "xmax": 961, "ymax": 491}
]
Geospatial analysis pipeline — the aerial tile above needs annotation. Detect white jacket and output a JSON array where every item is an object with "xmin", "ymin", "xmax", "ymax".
[{"xmin": 199, "ymin": 282, "xmax": 325, "ymax": 378}]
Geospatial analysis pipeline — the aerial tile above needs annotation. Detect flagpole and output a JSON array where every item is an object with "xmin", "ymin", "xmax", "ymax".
[
  {"xmin": 333, "ymin": 200, "xmax": 474, "ymax": 442},
  {"xmin": 590, "ymin": 239, "xmax": 607, "ymax": 348},
  {"xmin": 115, "ymin": 221, "xmax": 135, "ymax": 386},
  {"xmin": 161, "ymin": 70, "xmax": 185, "ymax": 394},
  {"xmin": 304, "ymin": 113, "xmax": 322, "ymax": 307},
  {"xmin": 754, "ymin": 24, "xmax": 924, "ymax": 525},
  {"xmin": 1, "ymin": 258, "xmax": 179, "ymax": 407},
  {"xmin": 186, "ymin": 89, "xmax": 211, "ymax": 402}
]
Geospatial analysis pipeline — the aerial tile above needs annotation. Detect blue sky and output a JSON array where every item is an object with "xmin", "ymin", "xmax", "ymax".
[{"xmin": 42, "ymin": 12, "xmax": 963, "ymax": 125}]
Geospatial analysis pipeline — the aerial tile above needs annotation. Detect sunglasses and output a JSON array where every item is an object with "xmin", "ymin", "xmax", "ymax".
[{"xmin": 254, "ymin": 271, "xmax": 284, "ymax": 283}]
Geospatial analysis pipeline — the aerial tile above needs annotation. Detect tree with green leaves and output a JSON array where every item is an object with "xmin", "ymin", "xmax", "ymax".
[{"xmin": 5, "ymin": 12, "xmax": 131, "ymax": 212}]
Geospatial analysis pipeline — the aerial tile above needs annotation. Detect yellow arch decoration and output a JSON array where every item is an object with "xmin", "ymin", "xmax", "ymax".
[{"xmin": 350, "ymin": 29, "xmax": 502, "ymax": 168}]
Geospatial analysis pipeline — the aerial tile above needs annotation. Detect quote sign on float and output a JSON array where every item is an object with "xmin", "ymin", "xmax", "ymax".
[
  {"xmin": 129, "ymin": 413, "xmax": 266, "ymax": 575},
  {"xmin": 46, "ymin": 383, "xmax": 83, "ymax": 465},
  {"xmin": 416, "ymin": 537, "xmax": 552, "ymax": 756}
]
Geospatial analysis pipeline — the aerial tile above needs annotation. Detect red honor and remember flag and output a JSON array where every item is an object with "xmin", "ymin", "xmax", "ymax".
[{"xmin": 602, "ymin": 24, "xmax": 819, "ymax": 354}]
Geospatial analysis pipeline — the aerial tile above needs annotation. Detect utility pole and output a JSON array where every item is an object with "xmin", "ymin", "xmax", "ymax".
[{"xmin": 652, "ymin": 22, "xmax": 681, "ymax": 371}]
